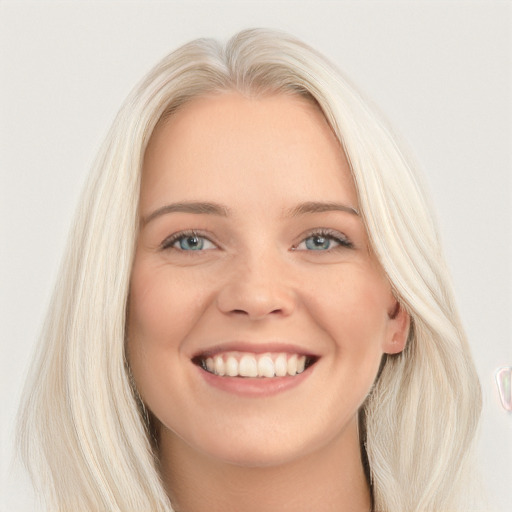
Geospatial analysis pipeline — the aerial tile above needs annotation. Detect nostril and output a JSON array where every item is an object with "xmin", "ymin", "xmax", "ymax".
[
  {"xmin": 216, "ymin": 280, "xmax": 296, "ymax": 319},
  {"xmin": 228, "ymin": 307, "xmax": 285, "ymax": 318}
]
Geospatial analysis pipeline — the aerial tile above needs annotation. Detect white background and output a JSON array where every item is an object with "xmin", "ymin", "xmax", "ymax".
[{"xmin": 1, "ymin": 1, "xmax": 510, "ymax": 510}]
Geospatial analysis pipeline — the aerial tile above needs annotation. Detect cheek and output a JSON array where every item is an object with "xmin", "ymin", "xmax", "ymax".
[
  {"xmin": 126, "ymin": 262, "xmax": 204, "ymax": 406},
  {"xmin": 126, "ymin": 262, "xmax": 204, "ymax": 414},
  {"xmin": 128, "ymin": 261, "xmax": 205, "ymax": 345},
  {"xmin": 315, "ymin": 273, "xmax": 391, "ymax": 409},
  {"xmin": 309, "ymin": 267, "xmax": 392, "ymax": 353}
]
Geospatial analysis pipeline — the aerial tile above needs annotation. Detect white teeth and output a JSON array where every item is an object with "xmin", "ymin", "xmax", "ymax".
[
  {"xmin": 214, "ymin": 355, "xmax": 225, "ymax": 376},
  {"xmin": 287, "ymin": 354, "xmax": 298, "ymax": 376},
  {"xmin": 239, "ymin": 355, "xmax": 258, "ymax": 377},
  {"xmin": 226, "ymin": 356, "xmax": 238, "ymax": 377},
  {"xmin": 201, "ymin": 351, "xmax": 313, "ymax": 378},
  {"xmin": 297, "ymin": 355, "xmax": 306, "ymax": 374},
  {"xmin": 274, "ymin": 354, "xmax": 287, "ymax": 377},
  {"xmin": 258, "ymin": 355, "xmax": 275, "ymax": 377}
]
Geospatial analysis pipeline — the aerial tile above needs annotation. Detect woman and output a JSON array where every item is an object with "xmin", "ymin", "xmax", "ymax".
[{"xmin": 18, "ymin": 29, "xmax": 481, "ymax": 511}]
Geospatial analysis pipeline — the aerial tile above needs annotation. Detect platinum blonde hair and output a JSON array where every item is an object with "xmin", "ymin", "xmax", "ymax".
[{"xmin": 18, "ymin": 29, "xmax": 481, "ymax": 511}]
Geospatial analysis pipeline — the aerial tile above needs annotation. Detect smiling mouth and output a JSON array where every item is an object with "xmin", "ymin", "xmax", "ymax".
[{"xmin": 192, "ymin": 351, "xmax": 318, "ymax": 378}]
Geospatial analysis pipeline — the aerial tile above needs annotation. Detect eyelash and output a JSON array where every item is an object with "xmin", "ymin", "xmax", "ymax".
[
  {"xmin": 160, "ymin": 230, "xmax": 215, "ymax": 251},
  {"xmin": 160, "ymin": 228, "xmax": 353, "ymax": 252},
  {"xmin": 293, "ymin": 229, "xmax": 354, "ymax": 251}
]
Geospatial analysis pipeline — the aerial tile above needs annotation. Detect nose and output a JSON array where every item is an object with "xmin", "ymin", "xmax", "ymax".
[{"xmin": 216, "ymin": 253, "xmax": 296, "ymax": 320}]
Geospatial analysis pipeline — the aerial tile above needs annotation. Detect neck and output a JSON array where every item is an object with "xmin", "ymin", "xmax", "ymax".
[{"xmin": 159, "ymin": 416, "xmax": 371, "ymax": 512}]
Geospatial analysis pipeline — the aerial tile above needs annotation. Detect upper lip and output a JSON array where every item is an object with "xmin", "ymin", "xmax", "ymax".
[{"xmin": 191, "ymin": 341, "xmax": 319, "ymax": 359}]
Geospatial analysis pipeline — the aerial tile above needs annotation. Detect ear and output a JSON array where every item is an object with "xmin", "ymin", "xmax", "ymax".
[{"xmin": 383, "ymin": 301, "xmax": 410, "ymax": 355}]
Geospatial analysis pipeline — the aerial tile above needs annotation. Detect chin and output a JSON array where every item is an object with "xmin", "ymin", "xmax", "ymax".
[
  {"xmin": 190, "ymin": 420, "xmax": 348, "ymax": 470},
  {"xmin": 211, "ymin": 443, "xmax": 310, "ymax": 469}
]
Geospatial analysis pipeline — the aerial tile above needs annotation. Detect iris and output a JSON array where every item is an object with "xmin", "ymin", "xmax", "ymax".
[
  {"xmin": 178, "ymin": 235, "xmax": 205, "ymax": 251},
  {"xmin": 305, "ymin": 235, "xmax": 332, "ymax": 250}
]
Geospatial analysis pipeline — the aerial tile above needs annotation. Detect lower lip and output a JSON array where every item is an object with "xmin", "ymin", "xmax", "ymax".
[{"xmin": 195, "ymin": 364, "xmax": 315, "ymax": 397}]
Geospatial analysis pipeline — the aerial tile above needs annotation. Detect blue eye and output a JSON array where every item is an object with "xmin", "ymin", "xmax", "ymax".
[
  {"xmin": 177, "ymin": 235, "xmax": 206, "ymax": 251},
  {"xmin": 161, "ymin": 231, "xmax": 216, "ymax": 251},
  {"xmin": 295, "ymin": 230, "xmax": 353, "ymax": 251},
  {"xmin": 305, "ymin": 235, "xmax": 334, "ymax": 250}
]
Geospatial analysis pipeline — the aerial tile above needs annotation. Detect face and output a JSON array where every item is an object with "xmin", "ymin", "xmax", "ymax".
[{"xmin": 127, "ymin": 92, "xmax": 409, "ymax": 468}]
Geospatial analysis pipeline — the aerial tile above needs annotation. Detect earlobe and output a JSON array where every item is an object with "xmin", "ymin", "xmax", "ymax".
[{"xmin": 384, "ymin": 302, "xmax": 410, "ymax": 355}]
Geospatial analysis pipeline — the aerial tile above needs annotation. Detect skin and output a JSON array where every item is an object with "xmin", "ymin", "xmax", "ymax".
[{"xmin": 127, "ymin": 92, "xmax": 409, "ymax": 512}]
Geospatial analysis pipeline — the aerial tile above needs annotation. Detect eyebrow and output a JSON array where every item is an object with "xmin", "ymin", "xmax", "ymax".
[
  {"xmin": 141, "ymin": 201, "xmax": 230, "ymax": 225},
  {"xmin": 285, "ymin": 201, "xmax": 360, "ymax": 217},
  {"xmin": 142, "ymin": 200, "xmax": 359, "ymax": 226}
]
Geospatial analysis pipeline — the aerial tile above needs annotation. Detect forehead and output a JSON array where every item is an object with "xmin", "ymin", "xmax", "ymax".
[{"xmin": 141, "ymin": 92, "xmax": 357, "ymax": 213}]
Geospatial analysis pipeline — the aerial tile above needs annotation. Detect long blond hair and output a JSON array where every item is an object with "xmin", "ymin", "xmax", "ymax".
[{"xmin": 18, "ymin": 28, "xmax": 481, "ymax": 511}]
